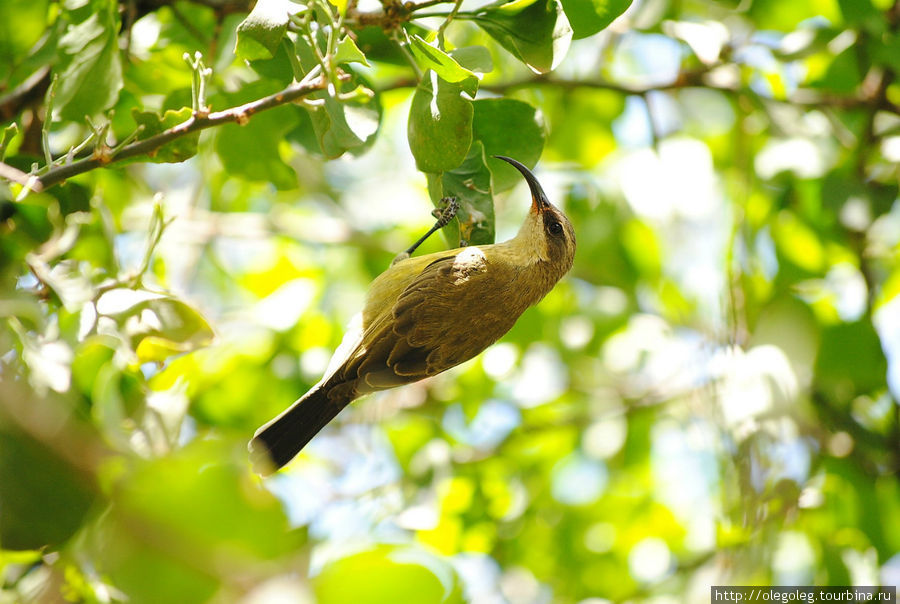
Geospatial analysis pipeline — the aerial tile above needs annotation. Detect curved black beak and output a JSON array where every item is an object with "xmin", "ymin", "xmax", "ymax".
[{"xmin": 494, "ymin": 155, "xmax": 549, "ymax": 213}]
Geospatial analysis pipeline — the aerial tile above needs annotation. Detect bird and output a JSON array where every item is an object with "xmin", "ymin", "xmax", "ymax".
[{"xmin": 249, "ymin": 156, "xmax": 576, "ymax": 474}]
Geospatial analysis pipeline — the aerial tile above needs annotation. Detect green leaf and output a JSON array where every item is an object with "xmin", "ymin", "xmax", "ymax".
[
  {"xmin": 131, "ymin": 107, "xmax": 199, "ymax": 163},
  {"xmin": 872, "ymin": 32, "xmax": 900, "ymax": 73},
  {"xmin": 0, "ymin": 427, "xmax": 96, "ymax": 550},
  {"xmin": 1, "ymin": 200, "xmax": 53, "ymax": 248},
  {"xmin": 449, "ymin": 46, "xmax": 494, "ymax": 74},
  {"xmin": 72, "ymin": 336, "xmax": 117, "ymax": 396},
  {"xmin": 328, "ymin": 0, "xmax": 349, "ymax": 15},
  {"xmin": 154, "ymin": 0, "xmax": 218, "ymax": 51},
  {"xmin": 334, "ymin": 35, "xmax": 370, "ymax": 66},
  {"xmin": 289, "ymin": 79, "xmax": 381, "ymax": 159},
  {"xmin": 118, "ymin": 439, "xmax": 300, "ymax": 558},
  {"xmin": 468, "ymin": 0, "xmax": 573, "ymax": 74},
  {"xmin": 248, "ymin": 38, "xmax": 296, "ymax": 85},
  {"xmin": 837, "ymin": 0, "xmax": 882, "ymax": 29},
  {"xmin": 35, "ymin": 258, "xmax": 94, "ymax": 313},
  {"xmin": 216, "ymin": 82, "xmax": 301, "ymax": 188},
  {"xmin": 409, "ymin": 35, "xmax": 479, "ymax": 96},
  {"xmin": 286, "ymin": 105, "xmax": 321, "ymax": 154},
  {"xmin": 771, "ymin": 211, "xmax": 825, "ymax": 273},
  {"xmin": 54, "ymin": 0, "xmax": 123, "ymax": 120},
  {"xmin": 0, "ymin": 23, "xmax": 57, "ymax": 100},
  {"xmin": 543, "ymin": 88, "xmax": 623, "ymax": 166},
  {"xmin": 288, "ymin": 36, "xmax": 381, "ymax": 158},
  {"xmin": 821, "ymin": 170, "xmax": 898, "ymax": 219},
  {"xmin": 815, "ymin": 319, "xmax": 888, "ymax": 398},
  {"xmin": 352, "ymin": 24, "xmax": 431, "ymax": 66},
  {"xmin": 309, "ymin": 84, "xmax": 381, "ymax": 158},
  {"xmin": 472, "ymin": 98, "xmax": 545, "ymax": 192},
  {"xmin": 427, "ymin": 141, "xmax": 495, "ymax": 246},
  {"xmin": 234, "ymin": 0, "xmax": 295, "ymax": 61},
  {"xmin": 97, "ymin": 289, "xmax": 215, "ymax": 362},
  {"xmin": 314, "ymin": 545, "xmax": 464, "ymax": 604},
  {"xmin": 559, "ymin": 0, "xmax": 631, "ymax": 39},
  {"xmin": 94, "ymin": 439, "xmax": 303, "ymax": 602},
  {"xmin": 0, "ymin": 0, "xmax": 50, "ymax": 61},
  {"xmin": 621, "ymin": 218, "xmax": 661, "ymax": 279},
  {"xmin": 133, "ymin": 300, "xmax": 214, "ymax": 363},
  {"xmin": 91, "ymin": 362, "xmax": 144, "ymax": 443},
  {"xmin": 748, "ymin": 0, "xmax": 841, "ymax": 31},
  {"xmin": 408, "ymin": 72, "xmax": 474, "ymax": 173},
  {"xmin": 814, "ymin": 46, "xmax": 862, "ymax": 94}
]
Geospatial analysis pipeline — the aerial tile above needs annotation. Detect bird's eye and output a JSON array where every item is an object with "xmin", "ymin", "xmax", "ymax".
[{"xmin": 548, "ymin": 221, "xmax": 563, "ymax": 235}]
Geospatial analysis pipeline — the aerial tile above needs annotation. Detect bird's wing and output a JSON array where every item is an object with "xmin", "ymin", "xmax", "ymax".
[
  {"xmin": 332, "ymin": 246, "xmax": 526, "ymax": 396},
  {"xmin": 361, "ymin": 247, "xmax": 461, "ymax": 327},
  {"xmin": 365, "ymin": 247, "xmax": 522, "ymax": 381}
]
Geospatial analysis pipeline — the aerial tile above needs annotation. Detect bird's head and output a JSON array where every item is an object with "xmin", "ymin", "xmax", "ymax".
[{"xmin": 495, "ymin": 156, "xmax": 576, "ymax": 275}]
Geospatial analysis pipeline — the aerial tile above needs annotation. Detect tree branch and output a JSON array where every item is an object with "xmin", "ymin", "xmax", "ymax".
[
  {"xmin": 372, "ymin": 67, "xmax": 900, "ymax": 119},
  {"xmin": 346, "ymin": 0, "xmax": 424, "ymax": 27},
  {"xmin": 0, "ymin": 161, "xmax": 41, "ymax": 191},
  {"xmin": 24, "ymin": 72, "xmax": 328, "ymax": 193},
  {"xmin": 436, "ymin": 0, "xmax": 464, "ymax": 47},
  {"xmin": 409, "ymin": 0, "xmax": 456, "ymax": 10},
  {"xmin": 479, "ymin": 72, "xmax": 900, "ymax": 114}
]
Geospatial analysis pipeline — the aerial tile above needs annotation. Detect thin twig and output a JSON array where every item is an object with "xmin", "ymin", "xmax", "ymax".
[
  {"xmin": 372, "ymin": 68, "xmax": 900, "ymax": 117},
  {"xmin": 18, "ymin": 70, "xmax": 327, "ymax": 193},
  {"xmin": 134, "ymin": 199, "xmax": 173, "ymax": 288},
  {"xmin": 436, "ymin": 0, "xmax": 463, "ymax": 47},
  {"xmin": 41, "ymin": 75, "xmax": 58, "ymax": 169},
  {"xmin": 477, "ymin": 73, "xmax": 900, "ymax": 114},
  {"xmin": 408, "ymin": 10, "xmax": 452, "ymax": 18},
  {"xmin": 0, "ymin": 162, "xmax": 41, "ymax": 191},
  {"xmin": 408, "ymin": 0, "xmax": 454, "ymax": 10},
  {"xmin": 393, "ymin": 30, "xmax": 423, "ymax": 81},
  {"xmin": 642, "ymin": 92, "xmax": 661, "ymax": 146},
  {"xmin": 0, "ymin": 124, "xmax": 20, "ymax": 162}
]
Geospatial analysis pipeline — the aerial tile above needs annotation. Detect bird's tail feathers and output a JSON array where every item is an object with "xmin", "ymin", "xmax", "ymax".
[{"xmin": 249, "ymin": 385, "xmax": 346, "ymax": 475}]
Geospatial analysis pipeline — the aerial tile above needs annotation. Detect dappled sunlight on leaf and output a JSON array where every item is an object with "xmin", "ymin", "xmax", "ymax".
[{"xmin": 313, "ymin": 544, "xmax": 464, "ymax": 604}]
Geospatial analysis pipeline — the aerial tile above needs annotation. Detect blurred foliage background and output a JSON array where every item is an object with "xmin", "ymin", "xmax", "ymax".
[{"xmin": 1, "ymin": 0, "xmax": 900, "ymax": 601}]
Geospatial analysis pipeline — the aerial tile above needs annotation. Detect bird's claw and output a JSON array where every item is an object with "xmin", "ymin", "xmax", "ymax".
[
  {"xmin": 432, "ymin": 197, "xmax": 459, "ymax": 228},
  {"xmin": 399, "ymin": 196, "xmax": 461, "ymax": 260}
]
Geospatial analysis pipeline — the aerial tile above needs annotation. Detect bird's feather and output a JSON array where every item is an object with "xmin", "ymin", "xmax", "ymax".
[{"xmin": 249, "ymin": 385, "xmax": 342, "ymax": 475}]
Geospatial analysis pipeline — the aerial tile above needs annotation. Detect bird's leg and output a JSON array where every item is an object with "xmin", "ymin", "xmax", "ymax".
[
  {"xmin": 392, "ymin": 197, "xmax": 459, "ymax": 265},
  {"xmin": 411, "ymin": 197, "xmax": 458, "ymax": 254}
]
